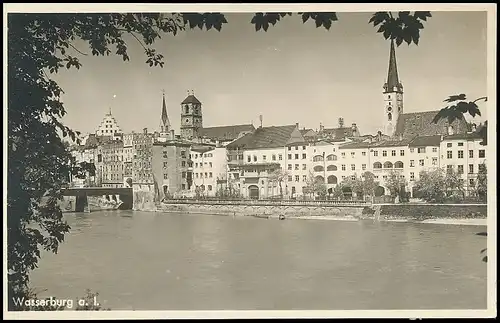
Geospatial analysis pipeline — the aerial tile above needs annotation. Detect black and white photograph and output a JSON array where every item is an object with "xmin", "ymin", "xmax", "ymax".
[{"xmin": 3, "ymin": 3, "xmax": 497, "ymax": 320}]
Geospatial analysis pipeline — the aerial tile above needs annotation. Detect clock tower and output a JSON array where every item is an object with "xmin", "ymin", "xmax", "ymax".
[
  {"xmin": 180, "ymin": 90, "xmax": 203, "ymax": 140},
  {"xmin": 383, "ymin": 40, "xmax": 404, "ymax": 137}
]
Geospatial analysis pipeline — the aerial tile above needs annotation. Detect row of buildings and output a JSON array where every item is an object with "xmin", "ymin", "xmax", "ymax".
[{"xmin": 70, "ymin": 41, "xmax": 487, "ymax": 201}]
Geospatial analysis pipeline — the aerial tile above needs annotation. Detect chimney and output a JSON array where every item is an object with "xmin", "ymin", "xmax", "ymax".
[
  {"xmin": 447, "ymin": 125, "xmax": 454, "ymax": 135},
  {"xmin": 472, "ymin": 123, "xmax": 477, "ymax": 132},
  {"xmin": 338, "ymin": 117, "xmax": 344, "ymax": 128},
  {"xmin": 143, "ymin": 127, "xmax": 148, "ymax": 134},
  {"xmin": 398, "ymin": 133, "xmax": 403, "ymax": 141},
  {"xmin": 259, "ymin": 115, "xmax": 263, "ymax": 128},
  {"xmin": 295, "ymin": 122, "xmax": 299, "ymax": 128},
  {"xmin": 320, "ymin": 123, "xmax": 324, "ymax": 132},
  {"xmin": 170, "ymin": 129, "xmax": 175, "ymax": 139}
]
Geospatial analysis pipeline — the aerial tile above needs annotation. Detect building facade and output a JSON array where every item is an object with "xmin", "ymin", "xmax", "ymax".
[
  {"xmin": 96, "ymin": 108, "xmax": 123, "ymax": 137},
  {"xmin": 180, "ymin": 92, "xmax": 203, "ymax": 140},
  {"xmin": 101, "ymin": 140, "xmax": 124, "ymax": 188}
]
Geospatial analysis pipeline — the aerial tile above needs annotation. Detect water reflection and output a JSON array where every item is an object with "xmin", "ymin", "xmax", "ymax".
[{"xmin": 31, "ymin": 211, "xmax": 487, "ymax": 311}]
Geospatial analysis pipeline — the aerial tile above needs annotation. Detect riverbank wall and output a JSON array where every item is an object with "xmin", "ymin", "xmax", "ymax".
[{"xmin": 378, "ymin": 203, "xmax": 488, "ymax": 222}]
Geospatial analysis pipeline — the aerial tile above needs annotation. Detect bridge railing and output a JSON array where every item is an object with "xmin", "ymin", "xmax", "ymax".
[{"xmin": 162, "ymin": 198, "xmax": 369, "ymax": 207}]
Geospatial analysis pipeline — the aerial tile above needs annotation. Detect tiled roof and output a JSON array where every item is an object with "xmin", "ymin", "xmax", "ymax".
[
  {"xmin": 408, "ymin": 135, "xmax": 442, "ymax": 147},
  {"xmin": 372, "ymin": 139, "xmax": 412, "ymax": 148},
  {"xmin": 320, "ymin": 127, "xmax": 357, "ymax": 139},
  {"xmin": 198, "ymin": 124, "xmax": 255, "ymax": 141},
  {"xmin": 442, "ymin": 132, "xmax": 483, "ymax": 141},
  {"xmin": 181, "ymin": 95, "xmax": 202, "ymax": 105},
  {"xmin": 339, "ymin": 142, "xmax": 372, "ymax": 149},
  {"xmin": 191, "ymin": 145, "xmax": 215, "ymax": 153},
  {"xmin": 226, "ymin": 125, "xmax": 303, "ymax": 150},
  {"xmin": 394, "ymin": 110, "xmax": 468, "ymax": 139},
  {"xmin": 300, "ymin": 129, "xmax": 317, "ymax": 137}
]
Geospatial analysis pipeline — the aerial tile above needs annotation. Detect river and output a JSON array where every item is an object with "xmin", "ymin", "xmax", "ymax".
[{"xmin": 29, "ymin": 210, "xmax": 487, "ymax": 311}]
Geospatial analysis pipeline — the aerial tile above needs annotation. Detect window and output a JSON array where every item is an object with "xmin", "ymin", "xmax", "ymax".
[
  {"xmin": 279, "ymin": 154, "xmax": 283, "ymax": 161},
  {"xmin": 458, "ymin": 142, "xmax": 464, "ymax": 147},
  {"xmin": 181, "ymin": 172, "xmax": 186, "ymax": 178},
  {"xmin": 479, "ymin": 150, "xmax": 485, "ymax": 158},
  {"xmin": 400, "ymin": 150, "xmax": 405, "ymax": 156},
  {"xmin": 302, "ymin": 153, "xmax": 306, "ymax": 159},
  {"xmin": 163, "ymin": 173, "xmax": 168, "ymax": 179},
  {"xmin": 457, "ymin": 165, "xmax": 464, "ymax": 174},
  {"xmin": 373, "ymin": 151, "xmax": 378, "ymax": 156},
  {"xmin": 295, "ymin": 154, "xmax": 299, "ymax": 159},
  {"xmin": 418, "ymin": 147, "xmax": 426, "ymax": 153},
  {"xmin": 295, "ymin": 175, "xmax": 300, "ymax": 182},
  {"xmin": 302, "ymin": 164, "xmax": 307, "ymax": 170},
  {"xmin": 209, "ymin": 162, "xmax": 212, "ymax": 168},
  {"xmin": 205, "ymin": 172, "xmax": 208, "ymax": 178},
  {"xmin": 342, "ymin": 176, "xmax": 346, "ymax": 180},
  {"xmin": 302, "ymin": 175, "xmax": 307, "ymax": 182},
  {"xmin": 195, "ymin": 173, "xmax": 199, "ymax": 178},
  {"xmin": 419, "ymin": 159, "xmax": 424, "ymax": 166},
  {"xmin": 410, "ymin": 148, "xmax": 414, "ymax": 153},
  {"xmin": 469, "ymin": 179, "xmax": 475, "ymax": 187},
  {"xmin": 351, "ymin": 175, "xmax": 356, "ymax": 180},
  {"xmin": 351, "ymin": 164, "xmax": 356, "ymax": 171},
  {"xmin": 362, "ymin": 164, "xmax": 366, "ymax": 170},
  {"xmin": 209, "ymin": 172, "xmax": 213, "ymax": 178},
  {"xmin": 182, "ymin": 184, "xmax": 186, "ymax": 190},
  {"xmin": 272, "ymin": 154, "xmax": 276, "ymax": 161},
  {"xmin": 391, "ymin": 150, "xmax": 396, "ymax": 156},
  {"xmin": 351, "ymin": 152, "xmax": 355, "ymax": 158},
  {"xmin": 288, "ymin": 164, "xmax": 292, "ymax": 171},
  {"xmin": 247, "ymin": 156, "xmax": 251, "ymax": 162},
  {"xmin": 163, "ymin": 161, "xmax": 168, "ymax": 167},
  {"xmin": 163, "ymin": 152, "xmax": 168, "ymax": 159},
  {"xmin": 253, "ymin": 156, "xmax": 257, "ymax": 162},
  {"xmin": 469, "ymin": 150, "xmax": 473, "ymax": 158},
  {"xmin": 263, "ymin": 155, "xmax": 267, "ymax": 161},
  {"xmin": 341, "ymin": 152, "xmax": 346, "ymax": 157},
  {"xmin": 458, "ymin": 150, "xmax": 464, "ymax": 159},
  {"xmin": 446, "ymin": 165, "xmax": 453, "ymax": 173},
  {"xmin": 288, "ymin": 154, "xmax": 292, "ymax": 160},
  {"xmin": 447, "ymin": 151, "xmax": 452, "ymax": 159},
  {"xmin": 432, "ymin": 147, "xmax": 438, "ymax": 153},
  {"xmin": 410, "ymin": 160, "xmax": 415, "ymax": 167},
  {"xmin": 341, "ymin": 164, "xmax": 346, "ymax": 171},
  {"xmin": 410, "ymin": 172, "xmax": 415, "ymax": 181},
  {"xmin": 432, "ymin": 157, "xmax": 437, "ymax": 166},
  {"xmin": 447, "ymin": 143, "xmax": 452, "ymax": 148},
  {"xmin": 288, "ymin": 146, "xmax": 291, "ymax": 151},
  {"xmin": 181, "ymin": 151, "xmax": 186, "ymax": 158},
  {"xmin": 382, "ymin": 150, "xmax": 387, "ymax": 157},
  {"xmin": 295, "ymin": 146, "xmax": 299, "ymax": 151},
  {"xmin": 469, "ymin": 164, "xmax": 474, "ymax": 174},
  {"xmin": 295, "ymin": 164, "xmax": 299, "ymax": 171},
  {"xmin": 288, "ymin": 175, "xmax": 293, "ymax": 181},
  {"xmin": 208, "ymin": 185, "xmax": 212, "ymax": 191},
  {"xmin": 181, "ymin": 161, "xmax": 186, "ymax": 167},
  {"xmin": 362, "ymin": 152, "xmax": 366, "ymax": 156}
]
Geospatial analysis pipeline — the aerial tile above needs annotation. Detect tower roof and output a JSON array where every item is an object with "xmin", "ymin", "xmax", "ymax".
[
  {"xmin": 384, "ymin": 40, "xmax": 403, "ymax": 93},
  {"xmin": 181, "ymin": 94, "xmax": 202, "ymax": 105},
  {"xmin": 161, "ymin": 93, "xmax": 171, "ymax": 130}
]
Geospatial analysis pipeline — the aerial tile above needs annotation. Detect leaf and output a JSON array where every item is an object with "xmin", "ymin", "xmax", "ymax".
[{"xmin": 444, "ymin": 94, "xmax": 467, "ymax": 103}]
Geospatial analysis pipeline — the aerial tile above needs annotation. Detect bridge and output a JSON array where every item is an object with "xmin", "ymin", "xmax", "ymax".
[{"xmin": 62, "ymin": 187, "xmax": 133, "ymax": 212}]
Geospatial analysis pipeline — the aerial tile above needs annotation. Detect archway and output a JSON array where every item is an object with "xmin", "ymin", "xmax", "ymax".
[
  {"xmin": 248, "ymin": 185, "xmax": 259, "ymax": 200},
  {"xmin": 314, "ymin": 176, "xmax": 324, "ymax": 183},
  {"xmin": 374, "ymin": 186, "xmax": 385, "ymax": 197},
  {"xmin": 327, "ymin": 175, "xmax": 338, "ymax": 184},
  {"xmin": 326, "ymin": 154, "xmax": 337, "ymax": 161},
  {"xmin": 373, "ymin": 162, "xmax": 382, "ymax": 169},
  {"xmin": 327, "ymin": 165, "xmax": 337, "ymax": 171},
  {"xmin": 313, "ymin": 165, "xmax": 324, "ymax": 172},
  {"xmin": 394, "ymin": 161, "xmax": 404, "ymax": 169},
  {"xmin": 384, "ymin": 161, "xmax": 393, "ymax": 169}
]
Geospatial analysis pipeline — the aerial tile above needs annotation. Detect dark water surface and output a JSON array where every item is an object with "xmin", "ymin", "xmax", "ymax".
[{"xmin": 30, "ymin": 210, "xmax": 487, "ymax": 310}]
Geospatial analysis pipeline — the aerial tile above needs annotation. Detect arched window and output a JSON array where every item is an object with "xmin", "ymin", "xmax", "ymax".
[
  {"xmin": 327, "ymin": 165, "xmax": 337, "ymax": 171},
  {"xmin": 313, "ymin": 155, "xmax": 324, "ymax": 162},
  {"xmin": 394, "ymin": 161, "xmax": 404, "ymax": 169},
  {"xmin": 326, "ymin": 154, "xmax": 337, "ymax": 161},
  {"xmin": 384, "ymin": 161, "xmax": 393, "ymax": 168},
  {"xmin": 327, "ymin": 175, "xmax": 338, "ymax": 184},
  {"xmin": 388, "ymin": 113, "xmax": 392, "ymax": 121},
  {"xmin": 373, "ymin": 162, "xmax": 382, "ymax": 169},
  {"xmin": 185, "ymin": 105, "xmax": 189, "ymax": 114},
  {"xmin": 315, "ymin": 176, "xmax": 324, "ymax": 183},
  {"xmin": 313, "ymin": 165, "xmax": 324, "ymax": 172}
]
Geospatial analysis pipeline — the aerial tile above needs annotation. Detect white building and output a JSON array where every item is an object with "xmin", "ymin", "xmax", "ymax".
[
  {"xmin": 96, "ymin": 108, "xmax": 123, "ymax": 137},
  {"xmin": 190, "ymin": 146, "xmax": 228, "ymax": 197}
]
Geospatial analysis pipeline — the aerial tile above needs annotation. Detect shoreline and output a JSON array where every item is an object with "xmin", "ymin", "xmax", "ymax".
[{"xmin": 144, "ymin": 208, "xmax": 487, "ymax": 226}]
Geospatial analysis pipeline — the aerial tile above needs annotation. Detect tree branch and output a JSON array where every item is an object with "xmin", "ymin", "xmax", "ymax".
[
  {"xmin": 117, "ymin": 29, "xmax": 148, "ymax": 52},
  {"xmin": 473, "ymin": 96, "xmax": 488, "ymax": 103},
  {"xmin": 68, "ymin": 43, "xmax": 88, "ymax": 56}
]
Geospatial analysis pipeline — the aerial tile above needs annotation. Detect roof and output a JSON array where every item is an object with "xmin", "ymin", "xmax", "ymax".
[
  {"xmin": 190, "ymin": 145, "xmax": 215, "ymax": 153},
  {"xmin": 371, "ymin": 139, "xmax": 412, "ymax": 148},
  {"xmin": 339, "ymin": 142, "xmax": 372, "ymax": 149},
  {"xmin": 320, "ymin": 127, "xmax": 357, "ymax": 139},
  {"xmin": 300, "ymin": 129, "xmax": 316, "ymax": 137},
  {"xmin": 226, "ymin": 125, "xmax": 303, "ymax": 150},
  {"xmin": 384, "ymin": 40, "xmax": 403, "ymax": 93},
  {"xmin": 394, "ymin": 110, "xmax": 468, "ymax": 139},
  {"xmin": 409, "ymin": 135, "xmax": 442, "ymax": 147},
  {"xmin": 442, "ymin": 132, "xmax": 483, "ymax": 141},
  {"xmin": 181, "ymin": 94, "xmax": 202, "ymax": 105},
  {"xmin": 198, "ymin": 124, "xmax": 255, "ymax": 141},
  {"xmin": 153, "ymin": 139, "xmax": 191, "ymax": 147},
  {"xmin": 161, "ymin": 94, "xmax": 171, "ymax": 129}
]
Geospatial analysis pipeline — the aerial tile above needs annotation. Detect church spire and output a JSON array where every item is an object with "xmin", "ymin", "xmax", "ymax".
[
  {"xmin": 161, "ymin": 90, "xmax": 171, "ymax": 132},
  {"xmin": 384, "ymin": 40, "xmax": 403, "ymax": 93}
]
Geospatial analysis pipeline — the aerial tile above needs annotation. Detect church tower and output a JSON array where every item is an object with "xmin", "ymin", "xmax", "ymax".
[
  {"xmin": 383, "ymin": 40, "xmax": 404, "ymax": 137},
  {"xmin": 159, "ymin": 91, "xmax": 172, "ymax": 139},
  {"xmin": 180, "ymin": 90, "xmax": 203, "ymax": 140}
]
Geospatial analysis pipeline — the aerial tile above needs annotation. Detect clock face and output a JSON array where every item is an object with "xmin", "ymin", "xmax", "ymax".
[
  {"xmin": 387, "ymin": 107, "xmax": 392, "ymax": 112},
  {"xmin": 185, "ymin": 119, "xmax": 189, "ymax": 123}
]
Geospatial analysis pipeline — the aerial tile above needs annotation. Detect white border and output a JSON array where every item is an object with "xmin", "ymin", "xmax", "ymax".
[{"xmin": 3, "ymin": 3, "xmax": 497, "ymax": 320}]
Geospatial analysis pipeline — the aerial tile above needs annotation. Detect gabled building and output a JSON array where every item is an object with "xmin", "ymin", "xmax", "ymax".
[
  {"xmin": 393, "ymin": 110, "xmax": 468, "ymax": 140},
  {"xmin": 226, "ymin": 123, "xmax": 305, "ymax": 199},
  {"xmin": 95, "ymin": 108, "xmax": 123, "ymax": 138}
]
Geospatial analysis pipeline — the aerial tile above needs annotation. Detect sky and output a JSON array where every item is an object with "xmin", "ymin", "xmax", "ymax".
[{"xmin": 53, "ymin": 11, "xmax": 488, "ymax": 137}]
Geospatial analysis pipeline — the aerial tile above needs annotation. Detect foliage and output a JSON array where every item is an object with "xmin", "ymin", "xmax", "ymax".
[
  {"xmin": 7, "ymin": 10, "xmax": 434, "ymax": 309},
  {"xmin": 304, "ymin": 171, "xmax": 327, "ymax": 198},
  {"xmin": 432, "ymin": 94, "xmax": 488, "ymax": 145},
  {"xmin": 444, "ymin": 167, "xmax": 465, "ymax": 201},
  {"xmin": 413, "ymin": 168, "xmax": 447, "ymax": 203},
  {"xmin": 269, "ymin": 168, "xmax": 289, "ymax": 199},
  {"xmin": 476, "ymin": 161, "xmax": 487, "ymax": 201},
  {"xmin": 384, "ymin": 170, "xmax": 407, "ymax": 197}
]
